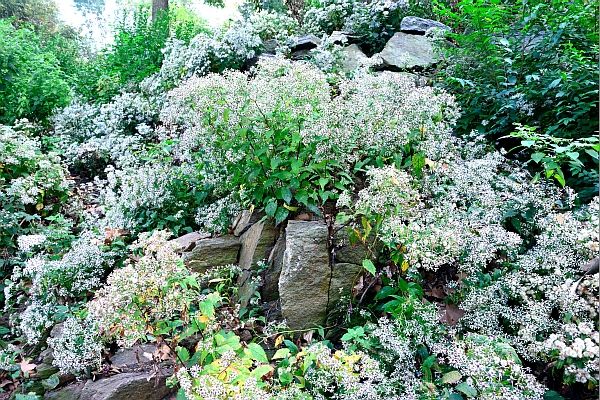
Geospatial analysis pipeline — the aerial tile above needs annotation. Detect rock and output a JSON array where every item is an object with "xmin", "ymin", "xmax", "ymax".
[
  {"xmin": 288, "ymin": 34, "xmax": 321, "ymax": 52},
  {"xmin": 232, "ymin": 209, "xmax": 262, "ymax": 236},
  {"xmin": 400, "ymin": 16, "xmax": 451, "ymax": 35},
  {"xmin": 279, "ymin": 221, "xmax": 331, "ymax": 330},
  {"xmin": 376, "ymin": 32, "xmax": 438, "ymax": 70},
  {"xmin": 582, "ymin": 257, "xmax": 600, "ymax": 275},
  {"xmin": 238, "ymin": 221, "xmax": 278, "ymax": 270},
  {"xmin": 36, "ymin": 362, "xmax": 59, "ymax": 379},
  {"xmin": 333, "ymin": 225, "xmax": 369, "ymax": 265},
  {"xmin": 45, "ymin": 382, "xmax": 85, "ymax": 400},
  {"xmin": 341, "ymin": 44, "xmax": 370, "ymax": 73},
  {"xmin": 260, "ymin": 230, "xmax": 287, "ymax": 302},
  {"xmin": 46, "ymin": 371, "xmax": 173, "ymax": 400},
  {"xmin": 237, "ymin": 220, "xmax": 279, "ymax": 308},
  {"xmin": 182, "ymin": 236, "xmax": 240, "ymax": 273},
  {"xmin": 329, "ymin": 31, "xmax": 353, "ymax": 45},
  {"xmin": 263, "ymin": 39, "xmax": 280, "ymax": 54},
  {"xmin": 110, "ymin": 344, "xmax": 157, "ymax": 369},
  {"xmin": 80, "ymin": 371, "xmax": 172, "ymax": 400},
  {"xmin": 171, "ymin": 231, "xmax": 210, "ymax": 252},
  {"xmin": 328, "ymin": 263, "xmax": 363, "ymax": 307}
]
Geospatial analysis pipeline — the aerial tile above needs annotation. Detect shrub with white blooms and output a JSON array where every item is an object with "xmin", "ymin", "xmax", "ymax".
[{"xmin": 47, "ymin": 316, "xmax": 103, "ymax": 376}]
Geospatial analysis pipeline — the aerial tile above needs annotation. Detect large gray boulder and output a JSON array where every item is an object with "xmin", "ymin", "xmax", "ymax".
[
  {"xmin": 238, "ymin": 220, "xmax": 278, "ymax": 270},
  {"xmin": 333, "ymin": 225, "xmax": 370, "ymax": 265},
  {"xmin": 328, "ymin": 263, "xmax": 363, "ymax": 306},
  {"xmin": 45, "ymin": 370, "xmax": 173, "ymax": 400},
  {"xmin": 260, "ymin": 229, "xmax": 287, "ymax": 302},
  {"xmin": 110, "ymin": 345, "xmax": 157, "ymax": 369},
  {"xmin": 288, "ymin": 34, "xmax": 321, "ymax": 52},
  {"xmin": 400, "ymin": 16, "xmax": 451, "ymax": 35},
  {"xmin": 182, "ymin": 236, "xmax": 240, "ymax": 272},
  {"xmin": 341, "ymin": 44, "xmax": 370, "ymax": 73},
  {"xmin": 279, "ymin": 221, "xmax": 331, "ymax": 330},
  {"xmin": 376, "ymin": 32, "xmax": 438, "ymax": 70}
]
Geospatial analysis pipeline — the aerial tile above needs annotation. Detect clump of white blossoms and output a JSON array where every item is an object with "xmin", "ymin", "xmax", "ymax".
[
  {"xmin": 1, "ymin": 125, "xmax": 71, "ymax": 206},
  {"xmin": 353, "ymin": 166, "xmax": 420, "ymax": 217},
  {"xmin": 460, "ymin": 196, "xmax": 599, "ymax": 372},
  {"xmin": 445, "ymin": 334, "xmax": 546, "ymax": 400},
  {"xmin": 88, "ymin": 230, "xmax": 199, "ymax": 347},
  {"xmin": 17, "ymin": 234, "xmax": 47, "ymax": 252},
  {"xmin": 542, "ymin": 322, "xmax": 599, "ymax": 384},
  {"xmin": 47, "ymin": 317, "xmax": 103, "ymax": 376},
  {"xmin": 307, "ymin": 71, "xmax": 460, "ymax": 166}
]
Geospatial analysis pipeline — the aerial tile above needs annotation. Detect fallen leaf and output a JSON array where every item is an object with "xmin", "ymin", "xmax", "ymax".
[
  {"xmin": 441, "ymin": 304, "xmax": 465, "ymax": 326},
  {"xmin": 19, "ymin": 359, "xmax": 36, "ymax": 374},
  {"xmin": 295, "ymin": 213, "xmax": 312, "ymax": 221},
  {"xmin": 274, "ymin": 335, "xmax": 284, "ymax": 347}
]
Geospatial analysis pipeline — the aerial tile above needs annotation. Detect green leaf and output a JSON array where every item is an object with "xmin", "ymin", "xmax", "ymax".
[
  {"xmin": 280, "ymin": 187, "xmax": 293, "ymax": 204},
  {"xmin": 530, "ymin": 152, "xmax": 545, "ymax": 163},
  {"xmin": 265, "ymin": 200, "xmax": 277, "ymax": 217},
  {"xmin": 176, "ymin": 388, "xmax": 188, "ymax": 400},
  {"xmin": 455, "ymin": 382, "xmax": 477, "ymax": 398},
  {"xmin": 272, "ymin": 348, "xmax": 290, "ymax": 360},
  {"xmin": 521, "ymin": 140, "xmax": 536, "ymax": 148},
  {"xmin": 42, "ymin": 374, "xmax": 60, "ymax": 390},
  {"xmin": 246, "ymin": 343, "xmax": 269, "ymax": 363},
  {"xmin": 565, "ymin": 151, "xmax": 579, "ymax": 161},
  {"xmin": 251, "ymin": 364, "xmax": 273, "ymax": 378},
  {"xmin": 543, "ymin": 390, "xmax": 565, "ymax": 400},
  {"xmin": 177, "ymin": 347, "xmax": 190, "ymax": 363},
  {"xmin": 278, "ymin": 370, "xmax": 293, "ymax": 385},
  {"xmin": 362, "ymin": 259, "xmax": 376, "ymax": 276},
  {"xmin": 442, "ymin": 370, "xmax": 462, "ymax": 384},
  {"xmin": 275, "ymin": 207, "xmax": 289, "ymax": 225},
  {"xmin": 284, "ymin": 339, "xmax": 299, "ymax": 354}
]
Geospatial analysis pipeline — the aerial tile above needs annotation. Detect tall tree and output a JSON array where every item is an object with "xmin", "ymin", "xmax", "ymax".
[{"xmin": 152, "ymin": 0, "xmax": 169, "ymax": 21}]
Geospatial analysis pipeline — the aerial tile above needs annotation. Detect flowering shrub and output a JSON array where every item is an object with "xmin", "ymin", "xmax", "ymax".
[
  {"xmin": 445, "ymin": 334, "xmax": 546, "ymax": 399},
  {"xmin": 101, "ymin": 163, "xmax": 205, "ymax": 235},
  {"xmin": 0, "ymin": 123, "xmax": 71, "ymax": 277},
  {"xmin": 543, "ymin": 322, "xmax": 599, "ymax": 386},
  {"xmin": 161, "ymin": 58, "xmax": 344, "ymax": 222},
  {"xmin": 88, "ymin": 230, "xmax": 216, "ymax": 347},
  {"xmin": 307, "ymin": 71, "xmax": 460, "ymax": 167},
  {"xmin": 176, "ymin": 339, "xmax": 385, "ymax": 400},
  {"xmin": 460, "ymin": 197, "xmax": 599, "ymax": 385},
  {"xmin": 303, "ymin": 0, "xmax": 434, "ymax": 51},
  {"xmin": 47, "ymin": 316, "xmax": 103, "ymax": 376}
]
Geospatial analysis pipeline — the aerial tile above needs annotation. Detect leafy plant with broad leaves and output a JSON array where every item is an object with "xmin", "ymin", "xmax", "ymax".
[
  {"xmin": 508, "ymin": 124, "xmax": 599, "ymax": 198},
  {"xmin": 212, "ymin": 107, "xmax": 352, "ymax": 224}
]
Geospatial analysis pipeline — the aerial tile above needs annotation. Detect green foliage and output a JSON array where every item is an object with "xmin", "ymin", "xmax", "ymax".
[
  {"xmin": 77, "ymin": 5, "xmax": 210, "ymax": 102},
  {"xmin": 0, "ymin": 19, "xmax": 72, "ymax": 124},
  {"xmin": 212, "ymin": 107, "xmax": 351, "ymax": 224},
  {"xmin": 0, "ymin": 123, "xmax": 72, "ymax": 279},
  {"xmin": 0, "ymin": 0, "xmax": 58, "ymax": 29},
  {"xmin": 509, "ymin": 124, "xmax": 599, "ymax": 197},
  {"xmin": 436, "ymin": 0, "xmax": 599, "ymax": 196}
]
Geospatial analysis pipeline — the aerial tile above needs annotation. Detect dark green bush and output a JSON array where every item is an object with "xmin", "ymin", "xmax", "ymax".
[
  {"xmin": 436, "ymin": 0, "xmax": 599, "ymax": 198},
  {"xmin": 0, "ymin": 19, "xmax": 73, "ymax": 124},
  {"xmin": 76, "ymin": 6, "xmax": 210, "ymax": 102}
]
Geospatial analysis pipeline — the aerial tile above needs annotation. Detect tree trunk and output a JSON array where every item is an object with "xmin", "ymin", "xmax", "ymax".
[{"xmin": 152, "ymin": 0, "xmax": 169, "ymax": 21}]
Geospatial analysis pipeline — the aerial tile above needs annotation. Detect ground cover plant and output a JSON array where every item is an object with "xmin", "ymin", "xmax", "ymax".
[{"xmin": 0, "ymin": 0, "xmax": 597, "ymax": 399}]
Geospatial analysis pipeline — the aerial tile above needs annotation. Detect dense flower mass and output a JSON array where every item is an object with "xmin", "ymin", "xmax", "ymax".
[
  {"xmin": 1, "ymin": 4, "xmax": 597, "ymax": 398},
  {"xmin": 88, "ymin": 230, "xmax": 198, "ymax": 347},
  {"xmin": 47, "ymin": 317, "xmax": 103, "ymax": 375}
]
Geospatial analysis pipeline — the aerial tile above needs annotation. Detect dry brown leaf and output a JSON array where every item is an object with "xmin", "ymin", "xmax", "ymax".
[{"xmin": 441, "ymin": 304, "xmax": 465, "ymax": 326}]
